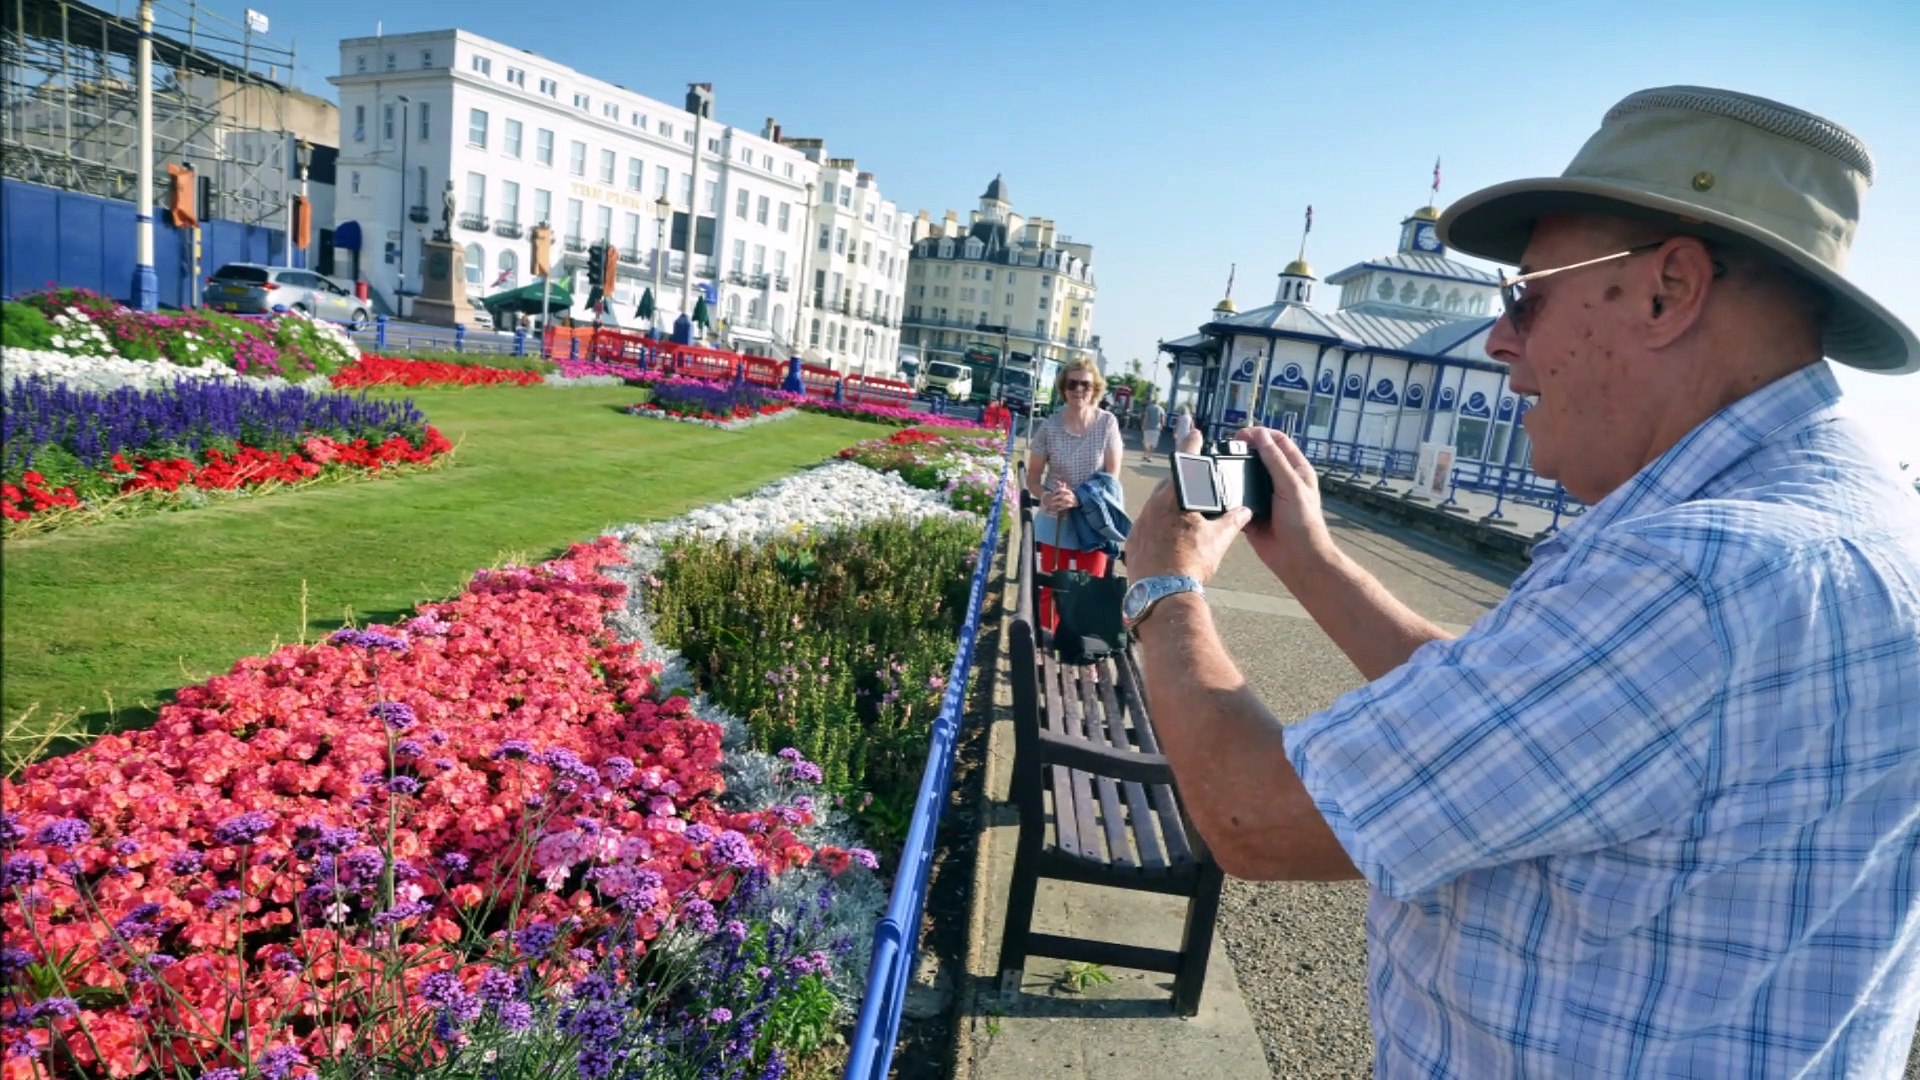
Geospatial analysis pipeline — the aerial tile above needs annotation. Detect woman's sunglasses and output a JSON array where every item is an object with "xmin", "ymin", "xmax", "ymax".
[{"xmin": 1063, "ymin": 379, "xmax": 1094, "ymax": 390}]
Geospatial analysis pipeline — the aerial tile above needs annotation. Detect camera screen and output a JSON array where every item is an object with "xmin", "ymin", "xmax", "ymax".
[{"xmin": 1175, "ymin": 455, "xmax": 1223, "ymax": 512}]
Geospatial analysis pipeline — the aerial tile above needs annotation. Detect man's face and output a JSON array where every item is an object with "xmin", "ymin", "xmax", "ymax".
[{"xmin": 1484, "ymin": 217, "xmax": 1654, "ymax": 503}]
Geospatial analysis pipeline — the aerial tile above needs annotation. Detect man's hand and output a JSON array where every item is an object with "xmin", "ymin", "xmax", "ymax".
[
  {"xmin": 1234, "ymin": 427, "xmax": 1334, "ymax": 582},
  {"xmin": 1126, "ymin": 428, "xmax": 1249, "ymax": 581}
]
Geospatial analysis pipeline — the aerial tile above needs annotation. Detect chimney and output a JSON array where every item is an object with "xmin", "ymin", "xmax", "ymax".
[{"xmin": 762, "ymin": 116, "xmax": 781, "ymax": 141}]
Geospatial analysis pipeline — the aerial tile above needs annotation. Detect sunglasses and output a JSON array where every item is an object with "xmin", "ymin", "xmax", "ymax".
[
  {"xmin": 1063, "ymin": 379, "xmax": 1094, "ymax": 390},
  {"xmin": 1498, "ymin": 239, "xmax": 1728, "ymax": 333}
]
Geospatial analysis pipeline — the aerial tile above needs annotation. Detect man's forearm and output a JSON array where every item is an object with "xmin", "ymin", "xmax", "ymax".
[
  {"xmin": 1132, "ymin": 593, "xmax": 1358, "ymax": 882},
  {"xmin": 1281, "ymin": 537, "xmax": 1453, "ymax": 681}
]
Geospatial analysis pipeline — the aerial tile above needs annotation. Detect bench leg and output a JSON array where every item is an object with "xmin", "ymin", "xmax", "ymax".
[
  {"xmin": 996, "ymin": 815, "xmax": 1044, "ymax": 997},
  {"xmin": 1171, "ymin": 861, "xmax": 1225, "ymax": 1017}
]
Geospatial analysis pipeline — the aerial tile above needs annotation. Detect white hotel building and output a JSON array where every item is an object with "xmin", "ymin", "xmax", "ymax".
[{"xmin": 328, "ymin": 29, "xmax": 908, "ymax": 371}]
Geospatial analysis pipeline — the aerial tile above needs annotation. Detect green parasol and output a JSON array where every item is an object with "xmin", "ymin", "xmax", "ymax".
[
  {"xmin": 636, "ymin": 286, "xmax": 655, "ymax": 321},
  {"xmin": 692, "ymin": 296, "xmax": 711, "ymax": 329}
]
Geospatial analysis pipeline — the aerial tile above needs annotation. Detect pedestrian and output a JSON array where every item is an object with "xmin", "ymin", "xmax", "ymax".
[
  {"xmin": 1025, "ymin": 359, "xmax": 1125, "ymax": 631},
  {"xmin": 1123, "ymin": 85, "xmax": 1920, "ymax": 1077},
  {"xmin": 1170, "ymin": 402, "xmax": 1193, "ymax": 450},
  {"xmin": 1141, "ymin": 399, "xmax": 1166, "ymax": 462}
]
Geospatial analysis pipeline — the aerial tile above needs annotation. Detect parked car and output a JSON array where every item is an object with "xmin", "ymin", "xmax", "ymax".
[
  {"xmin": 921, "ymin": 359, "xmax": 974, "ymax": 402},
  {"xmin": 205, "ymin": 263, "xmax": 370, "ymax": 328}
]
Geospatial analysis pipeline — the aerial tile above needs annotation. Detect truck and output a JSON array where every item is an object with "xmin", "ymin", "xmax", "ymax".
[{"xmin": 995, "ymin": 353, "xmax": 1060, "ymax": 416}]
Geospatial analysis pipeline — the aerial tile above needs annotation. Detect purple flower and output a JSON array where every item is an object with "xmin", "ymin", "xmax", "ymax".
[
  {"xmin": 34, "ymin": 818, "xmax": 90, "ymax": 850},
  {"xmin": 850, "ymin": 847, "xmax": 879, "ymax": 870},
  {"xmin": 515, "ymin": 921, "xmax": 561, "ymax": 956},
  {"xmin": 167, "ymin": 850, "xmax": 206, "ymax": 875},
  {"xmin": 490, "ymin": 739, "xmax": 535, "ymax": 761},
  {"xmin": 205, "ymin": 888, "xmax": 244, "ymax": 912},
  {"xmin": 777, "ymin": 748, "xmax": 803, "ymax": 763},
  {"xmin": 384, "ymin": 776, "xmax": 422, "ymax": 796},
  {"xmin": 256, "ymin": 1045, "xmax": 306, "ymax": 1080},
  {"xmin": 681, "ymin": 898, "xmax": 719, "ymax": 935},
  {"xmin": 31, "ymin": 997, "xmax": 78, "ymax": 1020},
  {"xmin": 368, "ymin": 700, "xmax": 416, "ymax": 731},
  {"xmin": 1, "ymin": 854, "xmax": 46, "ymax": 889},
  {"xmin": 601, "ymin": 756, "xmax": 635, "ymax": 785},
  {"xmin": 394, "ymin": 739, "xmax": 426, "ymax": 759},
  {"xmin": 419, "ymin": 970, "xmax": 484, "ymax": 1023},
  {"xmin": 196, "ymin": 1071, "xmax": 241, "ymax": 1080},
  {"xmin": 114, "ymin": 902, "xmax": 166, "ymax": 939},
  {"xmin": 372, "ymin": 900, "xmax": 433, "ymax": 928},
  {"xmin": 476, "ymin": 967, "xmax": 518, "ymax": 1005},
  {"xmin": 0, "ymin": 812, "xmax": 25, "ymax": 849},
  {"xmin": 111, "ymin": 838, "xmax": 140, "ymax": 857},
  {"xmin": 329, "ymin": 627, "xmax": 409, "ymax": 652},
  {"xmin": 684, "ymin": 823, "xmax": 714, "ymax": 844},
  {"xmin": 708, "ymin": 1007, "xmax": 733, "ymax": 1024},
  {"xmin": 0, "ymin": 947, "xmax": 34, "ymax": 976},
  {"xmin": 440, "ymin": 852, "xmax": 471, "ymax": 875},
  {"xmin": 211, "ymin": 811, "xmax": 274, "ymax": 846},
  {"xmin": 709, "ymin": 829, "xmax": 758, "ymax": 871},
  {"xmin": 790, "ymin": 760, "xmax": 824, "ymax": 784},
  {"xmin": 723, "ymin": 919, "xmax": 748, "ymax": 942},
  {"xmin": 496, "ymin": 1000, "xmax": 534, "ymax": 1032}
]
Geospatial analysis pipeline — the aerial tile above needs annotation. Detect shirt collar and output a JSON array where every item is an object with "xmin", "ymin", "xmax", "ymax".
[{"xmin": 1531, "ymin": 363, "xmax": 1843, "ymax": 562}]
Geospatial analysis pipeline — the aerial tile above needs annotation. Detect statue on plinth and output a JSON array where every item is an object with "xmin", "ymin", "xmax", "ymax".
[{"xmin": 437, "ymin": 181, "xmax": 456, "ymax": 242}]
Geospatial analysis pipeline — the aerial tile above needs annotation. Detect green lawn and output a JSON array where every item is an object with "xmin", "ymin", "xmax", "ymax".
[{"xmin": 2, "ymin": 385, "xmax": 879, "ymax": 763}]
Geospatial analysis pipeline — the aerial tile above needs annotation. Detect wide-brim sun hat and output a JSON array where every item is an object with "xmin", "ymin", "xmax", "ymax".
[{"xmin": 1438, "ymin": 85, "xmax": 1918, "ymax": 374}]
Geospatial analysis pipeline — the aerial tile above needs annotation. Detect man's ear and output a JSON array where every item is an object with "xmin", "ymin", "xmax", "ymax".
[{"xmin": 1644, "ymin": 238, "xmax": 1716, "ymax": 347}]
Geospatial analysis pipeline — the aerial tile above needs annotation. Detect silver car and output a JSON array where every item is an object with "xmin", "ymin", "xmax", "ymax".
[{"xmin": 205, "ymin": 263, "xmax": 371, "ymax": 328}]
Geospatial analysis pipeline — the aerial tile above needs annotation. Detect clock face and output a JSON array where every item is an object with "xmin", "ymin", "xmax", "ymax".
[{"xmin": 1415, "ymin": 223, "xmax": 1443, "ymax": 253}]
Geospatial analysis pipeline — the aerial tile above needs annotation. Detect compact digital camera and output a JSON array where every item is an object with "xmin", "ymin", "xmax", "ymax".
[{"xmin": 1172, "ymin": 439, "xmax": 1272, "ymax": 521}]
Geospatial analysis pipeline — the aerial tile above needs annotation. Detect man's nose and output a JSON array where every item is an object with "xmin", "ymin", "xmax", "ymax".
[{"xmin": 1484, "ymin": 311, "xmax": 1523, "ymax": 363}]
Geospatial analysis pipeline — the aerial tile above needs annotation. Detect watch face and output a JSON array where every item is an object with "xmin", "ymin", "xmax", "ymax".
[{"xmin": 1122, "ymin": 581, "xmax": 1151, "ymax": 622}]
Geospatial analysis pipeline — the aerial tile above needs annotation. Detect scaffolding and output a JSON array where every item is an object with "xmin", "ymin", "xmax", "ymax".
[{"xmin": 1, "ymin": 0, "xmax": 301, "ymax": 227}]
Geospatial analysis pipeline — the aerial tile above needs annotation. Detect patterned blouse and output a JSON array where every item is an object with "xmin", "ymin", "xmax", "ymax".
[{"xmin": 1029, "ymin": 410, "xmax": 1123, "ymax": 549}]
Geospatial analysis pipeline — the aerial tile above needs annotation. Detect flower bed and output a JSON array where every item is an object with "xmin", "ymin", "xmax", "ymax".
[
  {"xmin": 0, "ymin": 349, "xmax": 330, "ymax": 396},
  {"xmin": 627, "ymin": 377, "xmax": 796, "ymax": 431},
  {"xmin": 0, "ymin": 537, "xmax": 876, "ymax": 1077},
  {"xmin": 839, "ymin": 427, "xmax": 1011, "ymax": 516},
  {"xmin": 2, "ymin": 377, "xmax": 449, "ymax": 529},
  {"xmin": 4, "ymin": 289, "xmax": 357, "ymax": 380},
  {"xmin": 330, "ymin": 355, "xmax": 545, "ymax": 390}
]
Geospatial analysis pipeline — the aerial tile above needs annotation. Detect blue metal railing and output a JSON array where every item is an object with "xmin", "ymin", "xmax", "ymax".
[
  {"xmin": 354, "ymin": 315, "xmax": 526, "ymax": 358},
  {"xmin": 844, "ymin": 423, "xmax": 1016, "ymax": 1080}
]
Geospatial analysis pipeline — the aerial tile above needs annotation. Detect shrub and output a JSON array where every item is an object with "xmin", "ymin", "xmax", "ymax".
[
  {"xmin": 645, "ymin": 517, "xmax": 981, "ymax": 846},
  {"xmin": 0, "ymin": 301, "xmax": 54, "ymax": 351}
]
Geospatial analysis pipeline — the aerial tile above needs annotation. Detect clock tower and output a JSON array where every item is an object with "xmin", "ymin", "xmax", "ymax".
[{"xmin": 1398, "ymin": 205, "xmax": 1445, "ymax": 256}]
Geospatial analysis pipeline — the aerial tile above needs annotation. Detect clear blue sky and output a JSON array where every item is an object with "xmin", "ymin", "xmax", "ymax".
[{"xmin": 258, "ymin": 0, "xmax": 1920, "ymax": 470}]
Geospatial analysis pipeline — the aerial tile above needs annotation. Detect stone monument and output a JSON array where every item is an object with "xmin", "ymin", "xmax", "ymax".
[{"xmin": 411, "ymin": 236, "xmax": 474, "ymax": 329}]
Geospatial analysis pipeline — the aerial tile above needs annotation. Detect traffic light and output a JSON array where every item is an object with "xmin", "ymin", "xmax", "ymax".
[
  {"xmin": 585, "ymin": 241, "xmax": 607, "ymax": 312},
  {"xmin": 600, "ymin": 244, "xmax": 619, "ymax": 302}
]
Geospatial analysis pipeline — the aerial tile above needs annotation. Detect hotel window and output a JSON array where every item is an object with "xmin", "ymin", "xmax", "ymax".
[
  {"xmin": 784, "ymin": 163, "xmax": 794, "ymax": 179},
  {"xmin": 355, "ymin": 54, "xmax": 367, "ymax": 73},
  {"xmin": 822, "ymin": 182, "xmax": 835, "ymax": 204},
  {"xmin": 655, "ymin": 165, "xmax": 669, "ymax": 198},
  {"xmin": 861, "ymin": 241, "xmax": 871, "ymax": 267},
  {"xmin": 569, "ymin": 140, "xmax": 587, "ymax": 177},
  {"xmin": 658, "ymin": 121, "xmax": 674, "ymax": 139},
  {"xmin": 536, "ymin": 128, "xmax": 554, "ymax": 166},
  {"xmin": 777, "ymin": 203, "xmax": 790, "ymax": 232},
  {"xmin": 463, "ymin": 172, "xmax": 485, "ymax": 216},
  {"xmin": 467, "ymin": 109, "xmax": 488, "ymax": 148},
  {"xmin": 838, "ymin": 186, "xmax": 852, "ymax": 209},
  {"xmin": 774, "ymin": 250, "xmax": 787, "ymax": 276},
  {"xmin": 755, "ymin": 195, "xmax": 768, "ymax": 224},
  {"xmin": 420, "ymin": 49, "xmax": 433, "ymax": 68},
  {"xmin": 598, "ymin": 149, "xmax": 615, "ymax": 184},
  {"xmin": 349, "ymin": 170, "xmax": 361, "ymax": 195},
  {"xmin": 500, "ymin": 181, "xmax": 519, "ymax": 224},
  {"xmin": 865, "ymin": 201, "xmax": 875, "ymax": 222},
  {"xmin": 679, "ymin": 173, "xmax": 692, "ymax": 205},
  {"xmin": 533, "ymin": 189, "xmax": 552, "ymax": 227},
  {"xmin": 834, "ymin": 228, "xmax": 846, "ymax": 255},
  {"xmin": 731, "ymin": 239, "xmax": 745, "ymax": 274},
  {"xmin": 602, "ymin": 102, "xmax": 619, "ymax": 121},
  {"xmin": 353, "ymin": 105, "xmax": 365, "ymax": 142},
  {"xmin": 573, "ymin": 92, "xmax": 590, "ymax": 111},
  {"xmin": 627, "ymin": 158, "xmax": 644, "ymax": 191},
  {"xmin": 471, "ymin": 55, "xmax": 491, "ymax": 76},
  {"xmin": 735, "ymin": 189, "xmax": 749, "ymax": 219},
  {"xmin": 382, "ymin": 104, "xmax": 394, "ymax": 141},
  {"xmin": 596, "ymin": 206, "xmax": 612, "ymax": 242},
  {"xmin": 632, "ymin": 112, "xmax": 648, "ymax": 130},
  {"xmin": 385, "ymin": 52, "xmax": 396, "ymax": 72},
  {"xmin": 538, "ymin": 77, "xmax": 557, "ymax": 97},
  {"xmin": 818, "ymin": 225, "xmax": 829, "ymax": 251},
  {"xmin": 565, "ymin": 199, "xmax": 582, "ymax": 240},
  {"xmin": 504, "ymin": 119, "xmax": 522, "ymax": 158},
  {"xmin": 506, "ymin": 67, "xmax": 525, "ymax": 87},
  {"xmin": 624, "ymin": 212, "xmax": 641, "ymax": 252},
  {"xmin": 752, "ymin": 244, "xmax": 765, "ymax": 274},
  {"xmin": 418, "ymin": 102, "xmax": 430, "ymax": 141},
  {"xmin": 702, "ymin": 179, "xmax": 718, "ymax": 213}
]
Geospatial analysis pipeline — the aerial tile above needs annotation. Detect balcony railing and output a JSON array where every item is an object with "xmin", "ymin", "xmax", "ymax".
[
  {"xmin": 618, "ymin": 250, "xmax": 642, "ymax": 265},
  {"xmin": 493, "ymin": 220, "xmax": 523, "ymax": 239},
  {"xmin": 750, "ymin": 273, "xmax": 769, "ymax": 289},
  {"xmin": 458, "ymin": 213, "xmax": 489, "ymax": 232},
  {"xmin": 727, "ymin": 270, "xmax": 747, "ymax": 285},
  {"xmin": 564, "ymin": 235, "xmax": 586, "ymax": 252},
  {"xmin": 407, "ymin": 206, "xmax": 430, "ymax": 224},
  {"xmin": 774, "ymin": 276, "xmax": 790, "ymax": 292}
]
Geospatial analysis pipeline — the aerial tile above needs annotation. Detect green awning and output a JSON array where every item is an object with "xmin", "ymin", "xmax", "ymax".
[{"xmin": 482, "ymin": 280, "xmax": 573, "ymax": 318}]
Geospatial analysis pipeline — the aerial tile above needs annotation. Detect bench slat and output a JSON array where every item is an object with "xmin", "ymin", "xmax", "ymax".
[
  {"xmin": 1074, "ymin": 659, "xmax": 1137, "ymax": 870},
  {"xmin": 1093, "ymin": 660, "xmax": 1167, "ymax": 870},
  {"xmin": 1053, "ymin": 655, "xmax": 1108, "ymax": 866},
  {"xmin": 1116, "ymin": 645, "xmax": 1195, "ymax": 866},
  {"xmin": 1038, "ymin": 648, "xmax": 1086, "ymax": 861}
]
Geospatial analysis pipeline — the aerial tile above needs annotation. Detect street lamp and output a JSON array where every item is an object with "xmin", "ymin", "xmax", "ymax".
[
  {"xmin": 294, "ymin": 137, "xmax": 312, "ymax": 269},
  {"xmin": 790, "ymin": 181, "xmax": 814, "ymax": 355},
  {"xmin": 395, "ymin": 95, "xmax": 412, "ymax": 319},
  {"xmin": 652, "ymin": 194, "xmax": 671, "ymax": 334}
]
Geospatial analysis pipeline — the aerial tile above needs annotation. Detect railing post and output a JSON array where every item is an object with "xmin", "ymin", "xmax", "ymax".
[
  {"xmin": 513, "ymin": 327, "xmax": 527, "ymax": 356},
  {"xmin": 454, "ymin": 324, "xmax": 466, "ymax": 353},
  {"xmin": 1546, "ymin": 483, "xmax": 1568, "ymax": 535},
  {"xmin": 835, "ymin": 376, "xmax": 847, "ymax": 403},
  {"xmin": 375, "ymin": 314, "xmax": 388, "ymax": 351},
  {"xmin": 569, "ymin": 335, "xmax": 579, "ymax": 361},
  {"xmin": 1442, "ymin": 467, "xmax": 1461, "ymax": 509},
  {"xmin": 782, "ymin": 355, "xmax": 804, "ymax": 395}
]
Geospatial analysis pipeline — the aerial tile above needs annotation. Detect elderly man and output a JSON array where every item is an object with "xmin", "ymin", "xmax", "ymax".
[{"xmin": 1124, "ymin": 86, "xmax": 1920, "ymax": 1076}]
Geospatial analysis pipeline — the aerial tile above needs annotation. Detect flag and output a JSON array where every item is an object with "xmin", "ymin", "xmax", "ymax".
[
  {"xmin": 1432, "ymin": 157, "xmax": 1442, "ymax": 195},
  {"xmin": 1224, "ymin": 263, "xmax": 1235, "ymax": 299},
  {"xmin": 1304, "ymin": 205, "xmax": 1313, "ymax": 235},
  {"xmin": 493, "ymin": 268, "xmax": 512, "ymax": 287}
]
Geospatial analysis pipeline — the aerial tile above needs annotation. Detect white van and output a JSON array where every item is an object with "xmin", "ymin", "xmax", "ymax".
[{"xmin": 922, "ymin": 359, "xmax": 974, "ymax": 401}]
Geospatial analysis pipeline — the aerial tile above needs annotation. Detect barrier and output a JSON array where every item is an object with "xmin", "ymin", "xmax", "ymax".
[
  {"xmin": 844, "ymin": 427, "xmax": 1015, "ymax": 1080},
  {"xmin": 844, "ymin": 375, "xmax": 915, "ymax": 408},
  {"xmin": 799, "ymin": 362, "xmax": 840, "ymax": 400},
  {"xmin": 356, "ymin": 317, "xmax": 520, "ymax": 358}
]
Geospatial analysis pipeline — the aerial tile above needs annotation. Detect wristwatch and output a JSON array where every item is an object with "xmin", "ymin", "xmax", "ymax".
[{"xmin": 1121, "ymin": 575, "xmax": 1205, "ymax": 634}]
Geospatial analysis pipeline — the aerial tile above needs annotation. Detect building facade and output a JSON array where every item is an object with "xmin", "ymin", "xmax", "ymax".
[
  {"xmin": 1160, "ymin": 207, "xmax": 1569, "ymax": 510},
  {"xmin": 780, "ymin": 140, "xmax": 911, "ymax": 375},
  {"xmin": 328, "ymin": 28, "xmax": 907, "ymax": 369},
  {"xmin": 900, "ymin": 176, "xmax": 1098, "ymax": 390}
]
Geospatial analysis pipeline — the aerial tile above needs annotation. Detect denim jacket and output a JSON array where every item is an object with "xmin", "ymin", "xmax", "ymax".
[{"xmin": 1048, "ymin": 471, "xmax": 1131, "ymax": 555}]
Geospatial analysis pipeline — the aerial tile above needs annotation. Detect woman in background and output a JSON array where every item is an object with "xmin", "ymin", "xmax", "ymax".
[{"xmin": 1025, "ymin": 359, "xmax": 1124, "ymax": 629}]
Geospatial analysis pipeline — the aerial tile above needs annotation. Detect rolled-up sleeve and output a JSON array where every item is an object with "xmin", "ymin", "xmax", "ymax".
[{"xmin": 1283, "ymin": 538, "xmax": 1722, "ymax": 900}]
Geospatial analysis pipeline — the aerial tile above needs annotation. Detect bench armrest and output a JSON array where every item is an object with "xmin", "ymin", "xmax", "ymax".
[{"xmin": 1037, "ymin": 730, "xmax": 1174, "ymax": 785}]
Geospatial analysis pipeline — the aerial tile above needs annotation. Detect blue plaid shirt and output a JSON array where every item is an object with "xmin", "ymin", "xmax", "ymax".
[{"xmin": 1286, "ymin": 364, "xmax": 1920, "ymax": 1077}]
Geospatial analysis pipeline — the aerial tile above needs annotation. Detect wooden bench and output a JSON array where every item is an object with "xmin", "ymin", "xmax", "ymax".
[{"xmin": 996, "ymin": 501, "xmax": 1224, "ymax": 1015}]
